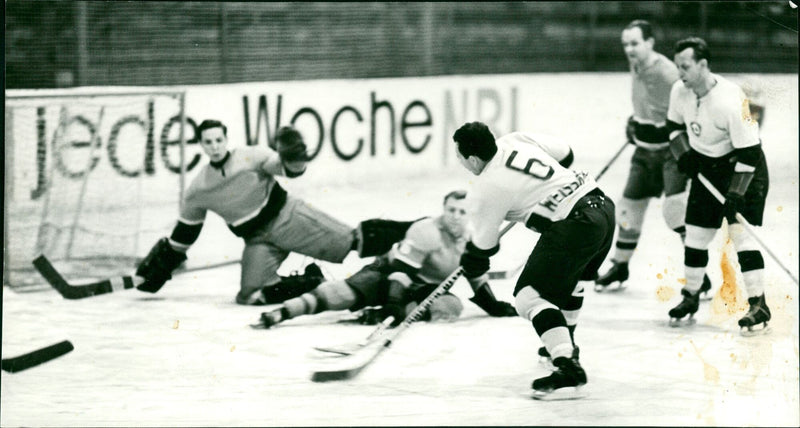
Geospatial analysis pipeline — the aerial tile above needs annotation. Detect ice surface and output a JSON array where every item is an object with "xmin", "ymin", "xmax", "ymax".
[{"xmin": 2, "ymin": 74, "xmax": 798, "ymax": 426}]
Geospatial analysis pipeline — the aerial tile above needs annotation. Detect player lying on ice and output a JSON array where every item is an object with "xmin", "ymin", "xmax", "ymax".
[
  {"xmin": 133, "ymin": 119, "xmax": 412, "ymax": 306},
  {"xmin": 255, "ymin": 190, "xmax": 517, "ymax": 328}
]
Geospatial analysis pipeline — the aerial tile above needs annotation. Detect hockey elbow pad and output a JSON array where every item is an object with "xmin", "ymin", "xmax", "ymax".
[{"xmin": 136, "ymin": 237, "xmax": 187, "ymax": 293}]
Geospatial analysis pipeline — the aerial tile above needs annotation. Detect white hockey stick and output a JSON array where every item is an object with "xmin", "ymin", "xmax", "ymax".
[
  {"xmin": 697, "ymin": 173, "xmax": 798, "ymax": 286},
  {"xmin": 310, "ymin": 222, "xmax": 516, "ymax": 381}
]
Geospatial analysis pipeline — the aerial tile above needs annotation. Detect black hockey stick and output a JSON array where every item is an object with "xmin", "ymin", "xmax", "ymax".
[
  {"xmin": 696, "ymin": 173, "xmax": 798, "ymax": 286},
  {"xmin": 1, "ymin": 340, "xmax": 74, "ymax": 373},
  {"xmin": 32, "ymin": 255, "xmax": 143, "ymax": 299},
  {"xmin": 594, "ymin": 140, "xmax": 630, "ymax": 181},
  {"xmin": 31, "ymin": 255, "xmax": 243, "ymax": 300},
  {"xmin": 310, "ymin": 222, "xmax": 516, "ymax": 381}
]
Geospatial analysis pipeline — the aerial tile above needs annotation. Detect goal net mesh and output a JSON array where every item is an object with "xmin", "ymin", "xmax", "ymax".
[{"xmin": 5, "ymin": 91, "xmax": 187, "ymax": 290}]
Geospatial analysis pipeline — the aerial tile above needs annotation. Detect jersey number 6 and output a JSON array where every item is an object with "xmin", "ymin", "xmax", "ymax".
[{"xmin": 505, "ymin": 150, "xmax": 553, "ymax": 180}]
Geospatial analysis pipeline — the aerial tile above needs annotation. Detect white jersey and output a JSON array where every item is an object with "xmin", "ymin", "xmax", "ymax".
[
  {"xmin": 667, "ymin": 73, "xmax": 760, "ymax": 158},
  {"xmin": 467, "ymin": 132, "xmax": 598, "ymax": 249}
]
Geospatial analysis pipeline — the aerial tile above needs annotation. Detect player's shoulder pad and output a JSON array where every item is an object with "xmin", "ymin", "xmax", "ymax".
[{"xmin": 402, "ymin": 218, "xmax": 443, "ymax": 252}]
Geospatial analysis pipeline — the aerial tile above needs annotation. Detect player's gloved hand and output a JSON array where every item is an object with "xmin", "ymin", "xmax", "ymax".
[
  {"xmin": 723, "ymin": 191, "xmax": 745, "ymax": 224},
  {"xmin": 625, "ymin": 116, "xmax": 636, "ymax": 145},
  {"xmin": 275, "ymin": 126, "xmax": 310, "ymax": 162},
  {"xmin": 469, "ymin": 283, "xmax": 517, "ymax": 317},
  {"xmin": 676, "ymin": 150, "xmax": 702, "ymax": 177},
  {"xmin": 460, "ymin": 242, "xmax": 499, "ymax": 279},
  {"xmin": 136, "ymin": 237, "xmax": 187, "ymax": 293}
]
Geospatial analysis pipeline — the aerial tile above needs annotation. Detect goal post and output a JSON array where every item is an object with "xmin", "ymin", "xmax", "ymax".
[{"xmin": 4, "ymin": 89, "xmax": 188, "ymax": 290}]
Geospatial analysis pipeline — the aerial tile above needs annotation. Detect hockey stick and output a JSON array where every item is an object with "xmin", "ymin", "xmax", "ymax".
[
  {"xmin": 595, "ymin": 140, "xmax": 631, "ymax": 181},
  {"xmin": 696, "ymin": 173, "xmax": 799, "ymax": 286},
  {"xmin": 1, "ymin": 340, "xmax": 74, "ymax": 373},
  {"xmin": 312, "ymin": 315, "xmax": 396, "ymax": 356},
  {"xmin": 310, "ymin": 222, "xmax": 516, "ymax": 381},
  {"xmin": 32, "ymin": 255, "xmax": 241, "ymax": 300}
]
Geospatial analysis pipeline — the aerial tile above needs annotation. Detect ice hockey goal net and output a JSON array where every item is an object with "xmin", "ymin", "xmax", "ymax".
[{"xmin": 5, "ymin": 89, "xmax": 188, "ymax": 290}]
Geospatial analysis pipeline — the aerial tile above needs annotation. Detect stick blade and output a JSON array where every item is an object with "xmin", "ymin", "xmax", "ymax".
[
  {"xmin": 1, "ymin": 340, "xmax": 74, "ymax": 373},
  {"xmin": 31, "ymin": 254, "xmax": 132, "ymax": 299},
  {"xmin": 310, "ymin": 340, "xmax": 386, "ymax": 382}
]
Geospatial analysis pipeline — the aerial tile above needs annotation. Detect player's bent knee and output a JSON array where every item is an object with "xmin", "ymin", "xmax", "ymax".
[
  {"xmin": 684, "ymin": 225, "xmax": 717, "ymax": 249},
  {"xmin": 312, "ymin": 280, "xmax": 357, "ymax": 311},
  {"xmin": 662, "ymin": 192, "xmax": 688, "ymax": 230},
  {"xmin": 531, "ymin": 308, "xmax": 568, "ymax": 337},
  {"xmin": 514, "ymin": 286, "xmax": 557, "ymax": 322}
]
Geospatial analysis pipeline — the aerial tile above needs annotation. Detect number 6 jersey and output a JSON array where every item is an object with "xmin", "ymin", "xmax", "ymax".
[{"xmin": 467, "ymin": 132, "xmax": 599, "ymax": 249}]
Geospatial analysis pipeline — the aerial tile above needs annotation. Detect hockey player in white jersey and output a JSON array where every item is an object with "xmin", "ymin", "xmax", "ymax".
[
  {"xmin": 452, "ymin": 122, "xmax": 615, "ymax": 400},
  {"xmin": 666, "ymin": 37, "xmax": 770, "ymax": 334}
]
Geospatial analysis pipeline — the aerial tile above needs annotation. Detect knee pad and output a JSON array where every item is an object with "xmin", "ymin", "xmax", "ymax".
[
  {"xmin": 311, "ymin": 280, "xmax": 357, "ymax": 311},
  {"xmin": 729, "ymin": 223, "xmax": 759, "ymax": 252},
  {"xmin": 617, "ymin": 197, "xmax": 649, "ymax": 232},
  {"xmin": 684, "ymin": 225, "xmax": 717, "ymax": 250},
  {"xmin": 662, "ymin": 191, "xmax": 688, "ymax": 231},
  {"xmin": 514, "ymin": 286, "xmax": 557, "ymax": 322}
]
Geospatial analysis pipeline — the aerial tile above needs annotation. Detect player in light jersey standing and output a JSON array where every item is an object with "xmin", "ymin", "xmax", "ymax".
[
  {"xmin": 665, "ymin": 37, "xmax": 770, "ymax": 334},
  {"xmin": 453, "ymin": 122, "xmax": 615, "ymax": 400},
  {"xmin": 133, "ymin": 119, "xmax": 401, "ymax": 305},
  {"xmin": 596, "ymin": 20, "xmax": 711, "ymax": 295},
  {"xmin": 256, "ymin": 190, "xmax": 517, "ymax": 328}
]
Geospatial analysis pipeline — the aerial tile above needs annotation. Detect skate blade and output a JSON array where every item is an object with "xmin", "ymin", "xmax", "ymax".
[
  {"xmin": 594, "ymin": 282, "xmax": 627, "ymax": 293},
  {"xmin": 668, "ymin": 317, "xmax": 697, "ymax": 328},
  {"xmin": 249, "ymin": 322, "xmax": 270, "ymax": 330},
  {"xmin": 531, "ymin": 386, "xmax": 587, "ymax": 401},
  {"xmin": 740, "ymin": 324, "xmax": 771, "ymax": 337}
]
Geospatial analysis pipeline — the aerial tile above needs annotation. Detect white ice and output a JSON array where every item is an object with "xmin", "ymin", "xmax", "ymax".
[{"xmin": 3, "ymin": 74, "xmax": 798, "ymax": 426}]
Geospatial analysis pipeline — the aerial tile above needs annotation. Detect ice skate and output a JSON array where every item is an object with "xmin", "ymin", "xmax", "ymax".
[
  {"xmin": 668, "ymin": 289, "xmax": 699, "ymax": 327},
  {"xmin": 531, "ymin": 356, "xmax": 587, "ymax": 400},
  {"xmin": 260, "ymin": 263, "xmax": 325, "ymax": 304},
  {"xmin": 698, "ymin": 274, "xmax": 712, "ymax": 301},
  {"xmin": 251, "ymin": 307, "xmax": 286, "ymax": 329},
  {"xmin": 594, "ymin": 261, "xmax": 628, "ymax": 292},
  {"xmin": 538, "ymin": 346, "xmax": 580, "ymax": 371},
  {"xmin": 738, "ymin": 294, "xmax": 771, "ymax": 336}
]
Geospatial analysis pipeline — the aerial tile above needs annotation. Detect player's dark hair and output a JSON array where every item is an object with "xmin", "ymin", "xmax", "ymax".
[
  {"xmin": 276, "ymin": 126, "xmax": 304, "ymax": 146},
  {"xmin": 674, "ymin": 37, "xmax": 711, "ymax": 62},
  {"xmin": 453, "ymin": 122, "xmax": 497, "ymax": 161},
  {"xmin": 443, "ymin": 190, "xmax": 467, "ymax": 205},
  {"xmin": 198, "ymin": 119, "xmax": 227, "ymax": 137},
  {"xmin": 625, "ymin": 20, "xmax": 654, "ymax": 40}
]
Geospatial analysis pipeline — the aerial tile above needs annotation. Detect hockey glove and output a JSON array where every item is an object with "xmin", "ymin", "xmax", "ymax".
[
  {"xmin": 676, "ymin": 150, "xmax": 702, "ymax": 177},
  {"xmin": 275, "ymin": 126, "xmax": 310, "ymax": 163},
  {"xmin": 135, "ymin": 237, "xmax": 187, "ymax": 293},
  {"xmin": 460, "ymin": 242, "xmax": 499, "ymax": 279},
  {"xmin": 625, "ymin": 116, "xmax": 636, "ymax": 145},
  {"xmin": 469, "ymin": 283, "xmax": 517, "ymax": 317},
  {"xmin": 723, "ymin": 170, "xmax": 754, "ymax": 224}
]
